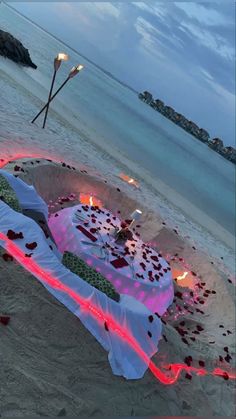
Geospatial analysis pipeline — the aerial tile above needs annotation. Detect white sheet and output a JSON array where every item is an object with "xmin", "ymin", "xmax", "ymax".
[{"xmin": 0, "ymin": 191, "xmax": 163, "ymax": 379}]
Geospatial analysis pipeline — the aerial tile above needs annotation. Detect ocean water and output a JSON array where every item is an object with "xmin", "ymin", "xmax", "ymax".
[{"xmin": 0, "ymin": 4, "xmax": 235, "ymax": 243}]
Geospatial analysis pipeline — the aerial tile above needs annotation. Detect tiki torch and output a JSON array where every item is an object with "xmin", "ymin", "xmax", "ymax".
[{"xmin": 31, "ymin": 63, "xmax": 83, "ymax": 125}]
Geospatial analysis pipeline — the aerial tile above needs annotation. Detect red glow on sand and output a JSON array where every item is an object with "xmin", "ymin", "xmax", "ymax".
[
  {"xmin": 0, "ymin": 232, "xmax": 235, "ymax": 385},
  {"xmin": 0, "ymin": 153, "xmax": 56, "ymax": 169}
]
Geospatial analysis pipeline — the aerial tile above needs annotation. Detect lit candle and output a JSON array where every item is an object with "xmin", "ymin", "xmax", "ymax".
[{"xmin": 130, "ymin": 209, "xmax": 142, "ymax": 221}]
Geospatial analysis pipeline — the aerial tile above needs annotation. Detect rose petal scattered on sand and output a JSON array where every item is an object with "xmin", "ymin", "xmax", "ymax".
[
  {"xmin": 197, "ymin": 325, "xmax": 204, "ymax": 331},
  {"xmin": 0, "ymin": 316, "xmax": 10, "ymax": 326},
  {"xmin": 198, "ymin": 360, "xmax": 205, "ymax": 367},
  {"xmin": 224, "ymin": 354, "xmax": 232, "ymax": 363},
  {"xmin": 13, "ymin": 165, "xmax": 21, "ymax": 171},
  {"xmin": 184, "ymin": 356, "xmax": 192, "ymax": 366},
  {"xmin": 2, "ymin": 253, "xmax": 13, "ymax": 262}
]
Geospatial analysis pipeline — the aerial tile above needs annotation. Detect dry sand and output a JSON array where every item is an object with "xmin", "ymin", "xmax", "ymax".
[
  {"xmin": 0, "ymin": 68, "xmax": 235, "ymax": 416},
  {"xmin": 0, "ymin": 159, "xmax": 235, "ymax": 417}
]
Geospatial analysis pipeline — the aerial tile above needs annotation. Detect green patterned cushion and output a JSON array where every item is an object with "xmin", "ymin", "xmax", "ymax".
[
  {"xmin": 62, "ymin": 251, "xmax": 120, "ymax": 303},
  {"xmin": 0, "ymin": 175, "xmax": 11, "ymax": 190},
  {"xmin": 0, "ymin": 175, "xmax": 22, "ymax": 213}
]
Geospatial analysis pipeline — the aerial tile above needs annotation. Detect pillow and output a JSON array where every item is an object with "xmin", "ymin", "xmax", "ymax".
[
  {"xmin": 0, "ymin": 175, "xmax": 22, "ymax": 213},
  {"xmin": 62, "ymin": 251, "xmax": 120, "ymax": 303}
]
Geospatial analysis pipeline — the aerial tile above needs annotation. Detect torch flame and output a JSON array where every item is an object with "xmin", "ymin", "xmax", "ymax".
[
  {"xmin": 89, "ymin": 196, "xmax": 93, "ymax": 206},
  {"xmin": 128, "ymin": 178, "xmax": 134, "ymax": 184},
  {"xmin": 57, "ymin": 53, "xmax": 69, "ymax": 61},
  {"xmin": 177, "ymin": 271, "xmax": 188, "ymax": 281}
]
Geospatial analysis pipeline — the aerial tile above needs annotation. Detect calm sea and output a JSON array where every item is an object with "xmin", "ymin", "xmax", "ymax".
[{"xmin": 0, "ymin": 3, "xmax": 235, "ymax": 236}]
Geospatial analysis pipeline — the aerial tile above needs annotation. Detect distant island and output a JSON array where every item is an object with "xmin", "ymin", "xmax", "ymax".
[{"xmin": 138, "ymin": 91, "xmax": 236, "ymax": 165}]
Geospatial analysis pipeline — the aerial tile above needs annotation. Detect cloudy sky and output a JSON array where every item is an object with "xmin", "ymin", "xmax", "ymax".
[{"xmin": 11, "ymin": 1, "xmax": 235, "ymax": 145}]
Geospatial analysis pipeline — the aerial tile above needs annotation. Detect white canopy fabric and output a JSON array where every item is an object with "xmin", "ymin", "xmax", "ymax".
[{"xmin": 0, "ymin": 171, "xmax": 163, "ymax": 379}]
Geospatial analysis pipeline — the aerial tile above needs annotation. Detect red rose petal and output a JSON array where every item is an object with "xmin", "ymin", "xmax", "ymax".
[
  {"xmin": 2, "ymin": 253, "xmax": 13, "ymax": 262},
  {"xmin": 0, "ymin": 316, "xmax": 10, "ymax": 326},
  {"xmin": 197, "ymin": 325, "xmax": 204, "ymax": 331},
  {"xmin": 25, "ymin": 242, "xmax": 37, "ymax": 250},
  {"xmin": 7, "ymin": 230, "xmax": 24, "ymax": 240}
]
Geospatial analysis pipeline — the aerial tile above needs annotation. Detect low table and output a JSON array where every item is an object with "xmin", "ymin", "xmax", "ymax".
[{"xmin": 49, "ymin": 204, "xmax": 174, "ymax": 315}]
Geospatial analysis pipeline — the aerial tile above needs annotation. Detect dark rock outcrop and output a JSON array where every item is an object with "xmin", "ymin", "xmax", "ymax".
[{"xmin": 0, "ymin": 29, "xmax": 37, "ymax": 69}]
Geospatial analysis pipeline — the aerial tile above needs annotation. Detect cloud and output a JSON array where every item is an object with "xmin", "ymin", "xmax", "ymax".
[
  {"xmin": 10, "ymin": 1, "xmax": 235, "ymax": 145},
  {"xmin": 175, "ymin": 2, "xmax": 230, "ymax": 26},
  {"xmin": 179, "ymin": 21, "xmax": 234, "ymax": 61}
]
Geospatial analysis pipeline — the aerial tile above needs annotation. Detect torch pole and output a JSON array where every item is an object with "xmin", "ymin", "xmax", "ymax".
[
  {"xmin": 42, "ymin": 68, "xmax": 57, "ymax": 129},
  {"xmin": 31, "ymin": 76, "xmax": 70, "ymax": 124}
]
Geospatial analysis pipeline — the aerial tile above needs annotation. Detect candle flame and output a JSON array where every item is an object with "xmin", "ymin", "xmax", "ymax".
[
  {"xmin": 80, "ymin": 193, "xmax": 102, "ymax": 207},
  {"xmin": 119, "ymin": 173, "xmax": 139, "ymax": 188},
  {"xmin": 177, "ymin": 272, "xmax": 188, "ymax": 281}
]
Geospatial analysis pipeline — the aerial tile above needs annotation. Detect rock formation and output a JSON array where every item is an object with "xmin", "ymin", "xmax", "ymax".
[{"xmin": 0, "ymin": 29, "xmax": 37, "ymax": 69}]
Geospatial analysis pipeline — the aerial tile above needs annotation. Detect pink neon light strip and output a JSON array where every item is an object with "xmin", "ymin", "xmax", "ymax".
[{"xmin": 0, "ymin": 232, "xmax": 235, "ymax": 384}]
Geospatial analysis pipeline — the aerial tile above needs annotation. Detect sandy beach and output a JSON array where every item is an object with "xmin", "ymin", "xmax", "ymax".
[
  {"xmin": 0, "ymin": 56, "xmax": 235, "ymax": 416},
  {"xmin": 0, "ymin": 160, "xmax": 235, "ymax": 416}
]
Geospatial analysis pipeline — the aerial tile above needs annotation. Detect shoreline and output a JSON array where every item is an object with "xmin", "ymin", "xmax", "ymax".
[
  {"xmin": 0, "ymin": 63, "xmax": 234, "ymax": 244},
  {"xmin": 0, "ymin": 63, "xmax": 235, "ymax": 278}
]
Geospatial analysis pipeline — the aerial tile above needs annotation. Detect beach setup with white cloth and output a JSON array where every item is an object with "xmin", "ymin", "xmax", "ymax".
[
  {"xmin": 49, "ymin": 204, "xmax": 174, "ymax": 315},
  {"xmin": 0, "ymin": 169, "xmax": 169, "ymax": 379}
]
